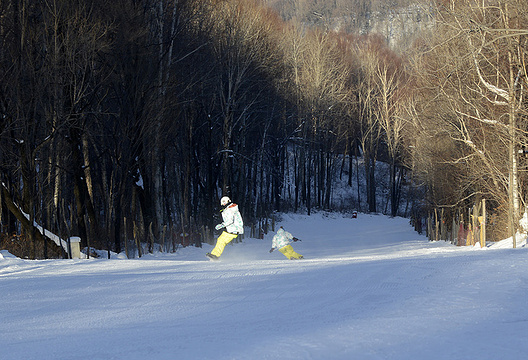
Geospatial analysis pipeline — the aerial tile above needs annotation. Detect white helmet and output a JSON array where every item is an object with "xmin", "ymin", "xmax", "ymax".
[{"xmin": 220, "ymin": 196, "xmax": 231, "ymax": 206}]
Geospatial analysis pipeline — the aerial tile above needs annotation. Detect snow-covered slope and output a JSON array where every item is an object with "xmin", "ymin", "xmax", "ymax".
[{"xmin": 1, "ymin": 212, "xmax": 527, "ymax": 360}]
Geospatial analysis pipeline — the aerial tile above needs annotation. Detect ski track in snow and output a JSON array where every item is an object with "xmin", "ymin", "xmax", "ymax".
[{"xmin": 1, "ymin": 213, "xmax": 528, "ymax": 360}]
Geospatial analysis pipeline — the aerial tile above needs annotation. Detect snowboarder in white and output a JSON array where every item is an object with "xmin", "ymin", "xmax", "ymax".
[
  {"xmin": 269, "ymin": 226, "xmax": 303, "ymax": 259},
  {"xmin": 206, "ymin": 196, "xmax": 244, "ymax": 260}
]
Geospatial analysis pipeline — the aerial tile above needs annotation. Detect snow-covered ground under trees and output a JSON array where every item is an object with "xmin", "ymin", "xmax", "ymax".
[{"xmin": 1, "ymin": 212, "xmax": 528, "ymax": 360}]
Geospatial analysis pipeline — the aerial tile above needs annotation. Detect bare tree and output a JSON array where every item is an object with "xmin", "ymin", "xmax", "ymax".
[
  {"xmin": 374, "ymin": 48, "xmax": 409, "ymax": 216},
  {"xmin": 355, "ymin": 35, "xmax": 387, "ymax": 212}
]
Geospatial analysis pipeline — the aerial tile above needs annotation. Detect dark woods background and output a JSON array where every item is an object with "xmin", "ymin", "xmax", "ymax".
[{"xmin": 1, "ymin": 0, "xmax": 527, "ymax": 258}]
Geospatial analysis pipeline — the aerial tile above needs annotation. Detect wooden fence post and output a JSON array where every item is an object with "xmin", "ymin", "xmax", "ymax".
[
  {"xmin": 480, "ymin": 199, "xmax": 486, "ymax": 247},
  {"xmin": 69, "ymin": 237, "xmax": 81, "ymax": 259},
  {"xmin": 124, "ymin": 217, "xmax": 129, "ymax": 259},
  {"xmin": 434, "ymin": 208, "xmax": 439, "ymax": 241}
]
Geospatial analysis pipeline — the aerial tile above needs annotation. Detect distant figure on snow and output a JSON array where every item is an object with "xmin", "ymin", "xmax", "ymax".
[
  {"xmin": 269, "ymin": 226, "xmax": 303, "ymax": 260},
  {"xmin": 206, "ymin": 196, "xmax": 244, "ymax": 261}
]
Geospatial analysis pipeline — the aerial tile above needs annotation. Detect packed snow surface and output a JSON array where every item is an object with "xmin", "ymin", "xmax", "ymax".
[{"xmin": 1, "ymin": 212, "xmax": 528, "ymax": 360}]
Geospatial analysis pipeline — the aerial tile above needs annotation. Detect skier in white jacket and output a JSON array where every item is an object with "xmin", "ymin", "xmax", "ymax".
[
  {"xmin": 269, "ymin": 226, "xmax": 303, "ymax": 260},
  {"xmin": 206, "ymin": 196, "xmax": 244, "ymax": 260}
]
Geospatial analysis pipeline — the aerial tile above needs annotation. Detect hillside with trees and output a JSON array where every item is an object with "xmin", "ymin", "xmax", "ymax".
[
  {"xmin": 0, "ymin": 0, "xmax": 526, "ymax": 259},
  {"xmin": 266, "ymin": 0, "xmax": 435, "ymax": 49}
]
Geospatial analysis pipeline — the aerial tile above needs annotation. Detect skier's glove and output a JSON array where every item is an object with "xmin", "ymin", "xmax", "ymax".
[
  {"xmin": 293, "ymin": 237, "xmax": 301, "ymax": 242},
  {"xmin": 269, "ymin": 248, "xmax": 274, "ymax": 253},
  {"xmin": 215, "ymin": 223, "xmax": 224, "ymax": 230}
]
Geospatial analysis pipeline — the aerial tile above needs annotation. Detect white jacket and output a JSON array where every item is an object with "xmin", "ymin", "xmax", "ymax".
[
  {"xmin": 271, "ymin": 227, "xmax": 294, "ymax": 250},
  {"xmin": 221, "ymin": 203, "xmax": 244, "ymax": 234}
]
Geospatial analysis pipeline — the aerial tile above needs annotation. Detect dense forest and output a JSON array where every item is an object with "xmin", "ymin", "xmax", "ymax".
[{"xmin": 1, "ymin": 0, "xmax": 527, "ymax": 259}]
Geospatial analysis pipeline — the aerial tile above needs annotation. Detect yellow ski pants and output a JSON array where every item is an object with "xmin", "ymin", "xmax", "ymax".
[
  {"xmin": 210, "ymin": 231, "xmax": 239, "ymax": 257},
  {"xmin": 278, "ymin": 245, "xmax": 303, "ymax": 259}
]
